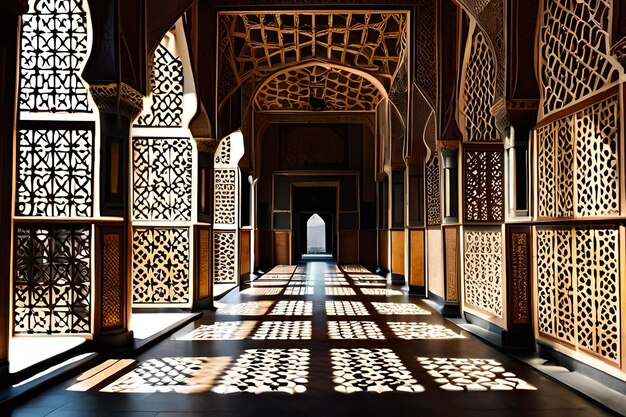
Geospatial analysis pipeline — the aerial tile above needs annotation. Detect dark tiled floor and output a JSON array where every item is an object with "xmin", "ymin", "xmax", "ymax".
[{"xmin": 6, "ymin": 262, "xmax": 616, "ymax": 417}]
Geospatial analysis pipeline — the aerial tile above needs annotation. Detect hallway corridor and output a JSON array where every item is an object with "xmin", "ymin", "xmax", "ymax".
[{"xmin": 10, "ymin": 263, "xmax": 613, "ymax": 416}]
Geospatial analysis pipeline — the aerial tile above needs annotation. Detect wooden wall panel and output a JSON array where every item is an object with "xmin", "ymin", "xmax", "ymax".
[
  {"xmin": 240, "ymin": 229, "xmax": 251, "ymax": 276},
  {"xmin": 195, "ymin": 226, "xmax": 211, "ymax": 300},
  {"xmin": 379, "ymin": 230, "xmax": 389, "ymax": 270},
  {"xmin": 338, "ymin": 230, "xmax": 359, "ymax": 264},
  {"xmin": 391, "ymin": 230, "xmax": 405, "ymax": 276},
  {"xmin": 443, "ymin": 226, "xmax": 460, "ymax": 302},
  {"xmin": 359, "ymin": 229, "xmax": 377, "ymax": 264},
  {"xmin": 427, "ymin": 229, "xmax": 444, "ymax": 297},
  {"xmin": 274, "ymin": 231, "xmax": 291, "ymax": 265},
  {"xmin": 254, "ymin": 230, "xmax": 259, "ymax": 268},
  {"xmin": 410, "ymin": 230, "xmax": 425, "ymax": 286}
]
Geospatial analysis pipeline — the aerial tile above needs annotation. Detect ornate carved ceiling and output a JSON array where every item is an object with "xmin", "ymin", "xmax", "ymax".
[
  {"xmin": 218, "ymin": 11, "xmax": 408, "ymax": 108},
  {"xmin": 254, "ymin": 64, "xmax": 384, "ymax": 111}
]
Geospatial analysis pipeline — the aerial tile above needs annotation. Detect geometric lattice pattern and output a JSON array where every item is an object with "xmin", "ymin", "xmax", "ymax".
[
  {"xmin": 213, "ymin": 349, "xmax": 310, "ymax": 394},
  {"xmin": 418, "ymin": 357, "xmax": 536, "ymax": 391},
  {"xmin": 19, "ymin": 0, "xmax": 90, "ymax": 113},
  {"xmin": 13, "ymin": 225, "xmax": 91, "ymax": 334},
  {"xmin": 537, "ymin": 0, "xmax": 620, "ymax": 117},
  {"xmin": 388, "ymin": 322, "xmax": 464, "ymax": 340},
  {"xmin": 16, "ymin": 128, "xmax": 93, "ymax": 217},
  {"xmin": 370, "ymin": 302, "xmax": 431, "ymax": 316},
  {"xmin": 537, "ymin": 227, "xmax": 620, "ymax": 363},
  {"xmin": 331, "ymin": 349, "xmax": 424, "ymax": 393},
  {"xmin": 132, "ymin": 228, "xmax": 190, "ymax": 304},
  {"xmin": 101, "ymin": 357, "xmax": 231, "ymax": 394},
  {"xmin": 328, "ymin": 321, "xmax": 385, "ymax": 340},
  {"xmin": 463, "ymin": 230, "xmax": 503, "ymax": 318},
  {"xmin": 426, "ymin": 155, "xmax": 441, "ymax": 226},
  {"xmin": 133, "ymin": 138, "xmax": 192, "ymax": 221},
  {"xmin": 102, "ymin": 234, "xmax": 122, "ymax": 329},
  {"xmin": 464, "ymin": 149, "xmax": 504, "ymax": 222},
  {"xmin": 136, "ymin": 44, "xmax": 184, "ymax": 127},
  {"xmin": 213, "ymin": 231, "xmax": 236, "ymax": 284},
  {"xmin": 218, "ymin": 12, "xmax": 408, "ymax": 100},
  {"xmin": 213, "ymin": 169, "xmax": 237, "ymax": 225},
  {"xmin": 254, "ymin": 64, "xmax": 384, "ymax": 112},
  {"xmin": 460, "ymin": 27, "xmax": 498, "ymax": 142},
  {"xmin": 537, "ymin": 95, "xmax": 620, "ymax": 218},
  {"xmin": 574, "ymin": 97, "xmax": 620, "ymax": 217}
]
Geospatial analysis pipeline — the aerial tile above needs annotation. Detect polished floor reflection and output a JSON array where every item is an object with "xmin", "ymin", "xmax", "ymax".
[{"xmin": 10, "ymin": 261, "xmax": 614, "ymax": 417}]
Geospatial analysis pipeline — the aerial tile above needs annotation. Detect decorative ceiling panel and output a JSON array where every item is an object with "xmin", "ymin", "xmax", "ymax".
[
  {"xmin": 218, "ymin": 11, "xmax": 408, "ymax": 102},
  {"xmin": 254, "ymin": 64, "xmax": 384, "ymax": 111}
]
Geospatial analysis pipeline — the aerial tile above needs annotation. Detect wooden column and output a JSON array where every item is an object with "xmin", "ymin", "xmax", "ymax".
[
  {"xmin": 0, "ymin": 4, "xmax": 23, "ymax": 377},
  {"xmin": 91, "ymin": 109, "xmax": 141, "ymax": 348},
  {"xmin": 442, "ymin": 225, "xmax": 461, "ymax": 317}
]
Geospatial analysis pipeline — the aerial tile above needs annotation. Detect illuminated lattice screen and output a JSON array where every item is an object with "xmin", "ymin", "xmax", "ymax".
[
  {"xmin": 132, "ymin": 228, "xmax": 190, "ymax": 304},
  {"xmin": 133, "ymin": 138, "xmax": 193, "ymax": 221},
  {"xmin": 19, "ymin": 0, "xmax": 90, "ymax": 113},
  {"xmin": 14, "ymin": 224, "xmax": 91, "ymax": 334},
  {"xmin": 16, "ymin": 127, "xmax": 94, "ymax": 217},
  {"xmin": 135, "ymin": 44, "xmax": 184, "ymax": 127},
  {"xmin": 538, "ymin": 0, "xmax": 620, "ymax": 117}
]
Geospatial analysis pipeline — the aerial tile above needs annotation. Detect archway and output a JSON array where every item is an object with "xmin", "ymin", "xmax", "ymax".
[
  {"xmin": 292, "ymin": 186, "xmax": 337, "ymax": 262},
  {"xmin": 306, "ymin": 213, "xmax": 326, "ymax": 254}
]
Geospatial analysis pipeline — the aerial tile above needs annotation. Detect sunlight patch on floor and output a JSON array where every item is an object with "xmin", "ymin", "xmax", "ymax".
[{"xmin": 418, "ymin": 357, "xmax": 537, "ymax": 391}]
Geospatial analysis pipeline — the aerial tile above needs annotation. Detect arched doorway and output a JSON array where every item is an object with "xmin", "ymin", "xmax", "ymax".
[
  {"xmin": 306, "ymin": 213, "xmax": 326, "ymax": 254},
  {"xmin": 292, "ymin": 186, "xmax": 336, "ymax": 261}
]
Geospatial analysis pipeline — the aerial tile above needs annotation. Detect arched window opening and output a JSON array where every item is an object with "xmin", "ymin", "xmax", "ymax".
[{"xmin": 306, "ymin": 214, "xmax": 326, "ymax": 254}]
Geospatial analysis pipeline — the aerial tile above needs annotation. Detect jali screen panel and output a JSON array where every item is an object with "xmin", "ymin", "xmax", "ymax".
[
  {"xmin": 132, "ymin": 228, "xmax": 190, "ymax": 304},
  {"xmin": 536, "ymin": 226, "xmax": 620, "ymax": 364},
  {"xmin": 463, "ymin": 228, "xmax": 503, "ymax": 319},
  {"xmin": 19, "ymin": 0, "xmax": 90, "ymax": 113},
  {"xmin": 537, "ymin": 95, "xmax": 620, "ymax": 219},
  {"xmin": 16, "ymin": 126, "xmax": 94, "ymax": 218},
  {"xmin": 14, "ymin": 224, "xmax": 91, "ymax": 334},
  {"xmin": 133, "ymin": 138, "xmax": 193, "ymax": 222}
]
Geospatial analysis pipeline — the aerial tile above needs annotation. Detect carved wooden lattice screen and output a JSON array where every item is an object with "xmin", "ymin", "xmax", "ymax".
[
  {"xmin": 536, "ymin": 226, "xmax": 621, "ymax": 364},
  {"xmin": 537, "ymin": 0, "xmax": 621, "ymax": 119},
  {"xmin": 13, "ymin": 0, "xmax": 96, "ymax": 334},
  {"xmin": 536, "ymin": 94, "xmax": 620, "ymax": 219},
  {"xmin": 463, "ymin": 147, "xmax": 504, "ymax": 222},
  {"xmin": 463, "ymin": 228, "xmax": 504, "ymax": 320},
  {"xmin": 458, "ymin": 22, "xmax": 498, "ymax": 143},
  {"xmin": 213, "ymin": 132, "xmax": 244, "ymax": 285},
  {"xmin": 130, "ymin": 25, "xmax": 196, "ymax": 307},
  {"xmin": 425, "ymin": 154, "xmax": 441, "ymax": 226},
  {"xmin": 533, "ymin": 0, "xmax": 624, "ymax": 372}
]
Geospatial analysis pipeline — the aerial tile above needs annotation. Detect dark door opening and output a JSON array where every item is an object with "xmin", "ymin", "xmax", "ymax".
[{"xmin": 292, "ymin": 186, "xmax": 336, "ymax": 261}]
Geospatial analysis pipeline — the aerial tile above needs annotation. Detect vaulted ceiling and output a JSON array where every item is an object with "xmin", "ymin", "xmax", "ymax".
[{"xmin": 218, "ymin": 11, "xmax": 409, "ymax": 111}]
